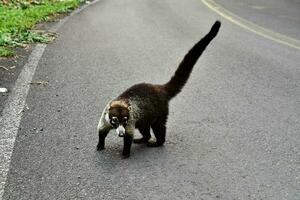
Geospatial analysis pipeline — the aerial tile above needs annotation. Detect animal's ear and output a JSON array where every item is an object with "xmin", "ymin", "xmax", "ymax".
[{"xmin": 127, "ymin": 106, "xmax": 132, "ymax": 111}]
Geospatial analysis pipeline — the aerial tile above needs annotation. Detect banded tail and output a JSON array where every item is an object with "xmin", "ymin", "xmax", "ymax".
[{"xmin": 164, "ymin": 21, "xmax": 221, "ymax": 99}]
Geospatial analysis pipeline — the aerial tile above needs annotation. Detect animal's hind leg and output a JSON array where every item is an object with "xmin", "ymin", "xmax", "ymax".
[
  {"xmin": 134, "ymin": 126, "xmax": 151, "ymax": 144},
  {"xmin": 148, "ymin": 118, "xmax": 166, "ymax": 147}
]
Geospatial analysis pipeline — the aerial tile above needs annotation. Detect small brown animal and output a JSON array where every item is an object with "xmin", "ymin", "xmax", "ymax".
[{"xmin": 97, "ymin": 21, "xmax": 221, "ymax": 158}]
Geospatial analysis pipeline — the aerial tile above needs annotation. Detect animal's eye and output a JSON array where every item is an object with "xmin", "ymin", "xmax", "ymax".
[{"xmin": 111, "ymin": 117, "xmax": 118, "ymax": 124}]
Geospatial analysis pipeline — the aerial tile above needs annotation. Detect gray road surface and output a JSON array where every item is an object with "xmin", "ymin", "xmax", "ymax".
[
  {"xmin": 215, "ymin": 0, "xmax": 300, "ymax": 40},
  {"xmin": 2, "ymin": 0, "xmax": 300, "ymax": 199}
]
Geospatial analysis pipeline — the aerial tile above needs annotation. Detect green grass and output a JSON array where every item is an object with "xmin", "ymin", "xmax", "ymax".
[
  {"xmin": 0, "ymin": 0, "xmax": 82, "ymax": 57},
  {"xmin": 0, "ymin": 46, "xmax": 14, "ymax": 56}
]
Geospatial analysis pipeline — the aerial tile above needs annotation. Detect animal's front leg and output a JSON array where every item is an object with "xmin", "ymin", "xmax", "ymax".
[
  {"xmin": 122, "ymin": 134, "xmax": 133, "ymax": 158},
  {"xmin": 97, "ymin": 103, "xmax": 111, "ymax": 151},
  {"xmin": 97, "ymin": 129, "xmax": 109, "ymax": 151},
  {"xmin": 122, "ymin": 123, "xmax": 134, "ymax": 158}
]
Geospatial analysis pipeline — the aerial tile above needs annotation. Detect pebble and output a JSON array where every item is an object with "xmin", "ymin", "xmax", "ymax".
[{"xmin": 0, "ymin": 88, "xmax": 8, "ymax": 93}]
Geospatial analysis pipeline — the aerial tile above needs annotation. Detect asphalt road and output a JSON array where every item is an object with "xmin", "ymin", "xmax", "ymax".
[
  {"xmin": 214, "ymin": 0, "xmax": 300, "ymax": 40},
  {"xmin": 2, "ymin": 0, "xmax": 300, "ymax": 199}
]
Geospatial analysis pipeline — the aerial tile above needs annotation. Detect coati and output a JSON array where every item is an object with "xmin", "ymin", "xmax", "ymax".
[{"xmin": 97, "ymin": 21, "xmax": 221, "ymax": 158}]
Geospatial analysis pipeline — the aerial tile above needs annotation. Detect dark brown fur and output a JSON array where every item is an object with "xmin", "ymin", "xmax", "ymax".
[{"xmin": 98, "ymin": 21, "xmax": 221, "ymax": 157}]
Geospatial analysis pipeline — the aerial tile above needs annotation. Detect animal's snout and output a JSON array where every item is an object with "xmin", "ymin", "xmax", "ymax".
[{"xmin": 116, "ymin": 125, "xmax": 125, "ymax": 137}]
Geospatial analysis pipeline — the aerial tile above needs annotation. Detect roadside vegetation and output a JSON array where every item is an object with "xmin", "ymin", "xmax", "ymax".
[{"xmin": 0, "ymin": 0, "xmax": 83, "ymax": 57}]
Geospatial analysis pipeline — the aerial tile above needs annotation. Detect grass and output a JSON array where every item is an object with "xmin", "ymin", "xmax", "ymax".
[
  {"xmin": 0, "ymin": 0, "xmax": 82, "ymax": 57},
  {"xmin": 0, "ymin": 46, "xmax": 14, "ymax": 56}
]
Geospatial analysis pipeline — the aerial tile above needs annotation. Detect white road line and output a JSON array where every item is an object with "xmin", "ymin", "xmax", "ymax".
[
  {"xmin": 0, "ymin": 44, "xmax": 46, "ymax": 198},
  {"xmin": 202, "ymin": 0, "xmax": 300, "ymax": 50},
  {"xmin": 0, "ymin": 1, "xmax": 101, "ymax": 199}
]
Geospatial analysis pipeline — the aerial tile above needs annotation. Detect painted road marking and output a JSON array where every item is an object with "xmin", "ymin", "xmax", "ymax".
[
  {"xmin": 202, "ymin": 0, "xmax": 300, "ymax": 50},
  {"xmin": 0, "ymin": 1, "xmax": 101, "ymax": 199},
  {"xmin": 0, "ymin": 44, "xmax": 47, "ymax": 199}
]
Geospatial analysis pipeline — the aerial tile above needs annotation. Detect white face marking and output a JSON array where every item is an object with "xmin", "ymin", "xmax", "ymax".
[
  {"xmin": 104, "ymin": 113, "xmax": 110, "ymax": 123},
  {"xmin": 116, "ymin": 125, "xmax": 125, "ymax": 137}
]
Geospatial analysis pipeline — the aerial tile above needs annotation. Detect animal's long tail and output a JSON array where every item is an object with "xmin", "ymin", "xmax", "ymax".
[{"xmin": 164, "ymin": 21, "xmax": 221, "ymax": 99}]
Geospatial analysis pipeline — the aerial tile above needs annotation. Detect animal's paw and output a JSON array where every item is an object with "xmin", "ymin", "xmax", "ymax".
[
  {"xmin": 122, "ymin": 150, "xmax": 130, "ymax": 158},
  {"xmin": 147, "ymin": 141, "xmax": 164, "ymax": 147},
  {"xmin": 97, "ymin": 145, "xmax": 105, "ymax": 151},
  {"xmin": 122, "ymin": 154, "xmax": 130, "ymax": 159}
]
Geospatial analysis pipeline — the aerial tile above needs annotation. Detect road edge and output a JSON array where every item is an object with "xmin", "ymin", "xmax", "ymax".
[{"xmin": 0, "ymin": 0, "xmax": 101, "ymax": 199}]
